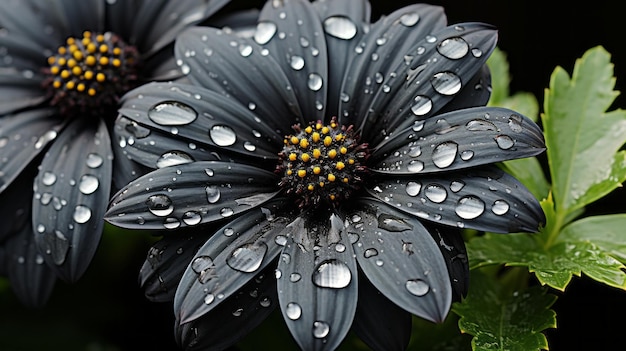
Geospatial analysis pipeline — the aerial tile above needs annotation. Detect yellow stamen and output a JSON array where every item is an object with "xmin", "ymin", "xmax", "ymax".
[
  {"xmin": 335, "ymin": 161, "xmax": 345, "ymax": 170},
  {"xmin": 328, "ymin": 149, "xmax": 337, "ymax": 159},
  {"xmin": 323, "ymin": 136, "xmax": 332, "ymax": 147},
  {"xmin": 301, "ymin": 153, "xmax": 310, "ymax": 162},
  {"xmin": 297, "ymin": 169, "xmax": 307, "ymax": 178}
]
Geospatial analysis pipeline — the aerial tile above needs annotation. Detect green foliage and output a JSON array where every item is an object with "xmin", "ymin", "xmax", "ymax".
[{"xmin": 456, "ymin": 46, "xmax": 626, "ymax": 350}]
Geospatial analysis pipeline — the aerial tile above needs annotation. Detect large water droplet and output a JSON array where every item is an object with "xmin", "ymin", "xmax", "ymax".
[
  {"xmin": 191, "ymin": 255, "xmax": 214, "ymax": 274},
  {"xmin": 254, "ymin": 21, "xmax": 277, "ymax": 44},
  {"xmin": 400, "ymin": 12, "xmax": 420, "ymax": 26},
  {"xmin": 86, "ymin": 153, "xmax": 104, "ymax": 168},
  {"xmin": 42, "ymin": 171, "xmax": 56, "ymax": 186},
  {"xmin": 406, "ymin": 278, "xmax": 430, "ymax": 296},
  {"xmin": 431, "ymin": 72, "xmax": 461, "ymax": 95},
  {"xmin": 466, "ymin": 119, "xmax": 497, "ymax": 132},
  {"xmin": 323, "ymin": 16, "xmax": 357, "ymax": 40},
  {"xmin": 492, "ymin": 200, "xmax": 510, "ymax": 215},
  {"xmin": 411, "ymin": 95, "xmax": 433, "ymax": 116},
  {"xmin": 460, "ymin": 150, "xmax": 474, "ymax": 161},
  {"xmin": 204, "ymin": 293, "xmax": 215, "ymax": 305},
  {"xmin": 405, "ymin": 181, "xmax": 422, "ymax": 196},
  {"xmin": 407, "ymin": 160, "xmax": 424, "ymax": 173},
  {"xmin": 312, "ymin": 259, "xmax": 351, "ymax": 289},
  {"xmin": 432, "ymin": 141, "xmax": 458, "ymax": 168},
  {"xmin": 205, "ymin": 185, "xmax": 221, "ymax": 203},
  {"xmin": 436, "ymin": 37, "xmax": 469, "ymax": 59},
  {"xmin": 226, "ymin": 242, "xmax": 268, "ymax": 273},
  {"xmin": 377, "ymin": 213, "xmax": 412, "ymax": 232},
  {"xmin": 313, "ymin": 321, "xmax": 330, "ymax": 339},
  {"xmin": 307, "ymin": 73, "xmax": 323, "ymax": 91},
  {"xmin": 424, "ymin": 184, "xmax": 447, "ymax": 203},
  {"xmin": 73, "ymin": 205, "xmax": 91, "ymax": 223},
  {"xmin": 156, "ymin": 151, "xmax": 194, "ymax": 168},
  {"xmin": 455, "ymin": 196, "xmax": 485, "ymax": 219},
  {"xmin": 508, "ymin": 114, "xmax": 524, "ymax": 133},
  {"xmin": 163, "ymin": 217, "xmax": 180, "ymax": 229},
  {"xmin": 148, "ymin": 101, "xmax": 198, "ymax": 126},
  {"xmin": 286, "ymin": 302, "xmax": 302, "ymax": 320},
  {"xmin": 78, "ymin": 174, "xmax": 99, "ymax": 194},
  {"xmin": 146, "ymin": 194, "xmax": 174, "ymax": 217},
  {"xmin": 182, "ymin": 211, "xmax": 202, "ymax": 225},
  {"xmin": 290, "ymin": 55, "xmax": 305, "ymax": 70},
  {"xmin": 209, "ymin": 125, "xmax": 237, "ymax": 146},
  {"xmin": 238, "ymin": 44, "xmax": 253, "ymax": 57},
  {"xmin": 220, "ymin": 207, "xmax": 234, "ymax": 217},
  {"xmin": 495, "ymin": 135, "xmax": 515, "ymax": 149}
]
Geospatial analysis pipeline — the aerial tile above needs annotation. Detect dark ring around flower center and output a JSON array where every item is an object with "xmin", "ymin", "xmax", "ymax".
[{"xmin": 277, "ymin": 117, "xmax": 368, "ymax": 208}]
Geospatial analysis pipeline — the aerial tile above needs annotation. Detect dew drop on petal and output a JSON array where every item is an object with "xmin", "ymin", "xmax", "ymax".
[
  {"xmin": 460, "ymin": 150, "xmax": 474, "ymax": 161},
  {"xmin": 226, "ymin": 242, "xmax": 268, "ymax": 273},
  {"xmin": 156, "ymin": 151, "xmax": 194, "ymax": 168},
  {"xmin": 86, "ymin": 153, "xmax": 104, "ymax": 168},
  {"xmin": 492, "ymin": 200, "xmax": 510, "ymax": 215},
  {"xmin": 407, "ymin": 160, "xmax": 424, "ymax": 173},
  {"xmin": 254, "ymin": 21, "xmax": 277, "ymax": 45},
  {"xmin": 455, "ymin": 196, "xmax": 485, "ymax": 219},
  {"xmin": 182, "ymin": 211, "xmax": 202, "ymax": 225},
  {"xmin": 436, "ymin": 37, "xmax": 469, "ymax": 59},
  {"xmin": 323, "ymin": 16, "xmax": 357, "ymax": 40},
  {"xmin": 377, "ymin": 213, "xmax": 412, "ymax": 232},
  {"xmin": 290, "ymin": 55, "xmax": 305, "ymax": 70},
  {"xmin": 466, "ymin": 119, "xmax": 497, "ymax": 131},
  {"xmin": 399, "ymin": 12, "xmax": 420, "ymax": 26},
  {"xmin": 204, "ymin": 293, "xmax": 215, "ymax": 305},
  {"xmin": 244, "ymin": 141, "xmax": 256, "ymax": 152},
  {"xmin": 220, "ymin": 207, "xmax": 234, "ymax": 217},
  {"xmin": 312, "ymin": 259, "xmax": 351, "ymax": 288},
  {"xmin": 163, "ymin": 217, "xmax": 180, "ymax": 229},
  {"xmin": 408, "ymin": 145, "xmax": 422, "ymax": 157},
  {"xmin": 432, "ymin": 141, "xmax": 458, "ymax": 168},
  {"xmin": 431, "ymin": 72, "xmax": 461, "ymax": 95},
  {"xmin": 508, "ymin": 114, "xmax": 524, "ymax": 132},
  {"xmin": 191, "ymin": 255, "xmax": 214, "ymax": 274},
  {"xmin": 406, "ymin": 278, "xmax": 430, "ymax": 296},
  {"xmin": 205, "ymin": 168, "xmax": 214, "ymax": 177},
  {"xmin": 274, "ymin": 235, "xmax": 287, "ymax": 246},
  {"xmin": 146, "ymin": 194, "xmax": 174, "ymax": 217},
  {"xmin": 286, "ymin": 302, "xmax": 302, "ymax": 320},
  {"xmin": 148, "ymin": 101, "xmax": 197, "ymax": 126},
  {"xmin": 405, "ymin": 181, "xmax": 422, "ymax": 196},
  {"xmin": 313, "ymin": 321, "xmax": 330, "ymax": 339},
  {"xmin": 78, "ymin": 174, "xmax": 99, "ymax": 194},
  {"xmin": 209, "ymin": 125, "xmax": 237, "ymax": 146},
  {"xmin": 307, "ymin": 73, "xmax": 323, "ymax": 91},
  {"xmin": 205, "ymin": 185, "xmax": 220, "ymax": 203},
  {"xmin": 424, "ymin": 184, "xmax": 447, "ymax": 203},
  {"xmin": 364, "ymin": 248, "xmax": 378, "ymax": 258},
  {"xmin": 42, "ymin": 171, "xmax": 56, "ymax": 186},
  {"xmin": 450, "ymin": 180, "xmax": 465, "ymax": 193},
  {"xmin": 495, "ymin": 135, "xmax": 515, "ymax": 149},
  {"xmin": 289, "ymin": 272, "xmax": 301, "ymax": 282},
  {"xmin": 73, "ymin": 205, "xmax": 91, "ymax": 223},
  {"xmin": 238, "ymin": 44, "xmax": 253, "ymax": 57},
  {"xmin": 410, "ymin": 95, "xmax": 433, "ymax": 116}
]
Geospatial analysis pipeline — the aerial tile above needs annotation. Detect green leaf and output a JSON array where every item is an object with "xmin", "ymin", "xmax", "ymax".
[
  {"xmin": 560, "ymin": 214, "xmax": 626, "ymax": 263},
  {"xmin": 453, "ymin": 271, "xmax": 556, "ymax": 351},
  {"xmin": 500, "ymin": 157, "xmax": 550, "ymax": 201},
  {"xmin": 543, "ymin": 46, "xmax": 626, "ymax": 214}
]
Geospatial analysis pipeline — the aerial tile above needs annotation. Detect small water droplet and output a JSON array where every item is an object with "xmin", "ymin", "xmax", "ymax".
[
  {"xmin": 436, "ymin": 37, "xmax": 469, "ymax": 59},
  {"xmin": 460, "ymin": 150, "xmax": 474, "ymax": 161},
  {"xmin": 204, "ymin": 293, "xmax": 215, "ymax": 305},
  {"xmin": 78, "ymin": 174, "xmax": 99, "ymax": 194},
  {"xmin": 364, "ymin": 248, "xmax": 378, "ymax": 258},
  {"xmin": 495, "ymin": 135, "xmax": 515, "ymax": 149},
  {"xmin": 450, "ymin": 180, "xmax": 465, "ymax": 193},
  {"xmin": 406, "ymin": 278, "xmax": 430, "ymax": 296},
  {"xmin": 73, "ymin": 205, "xmax": 91, "ymax": 223},
  {"xmin": 148, "ymin": 101, "xmax": 198, "ymax": 125},
  {"xmin": 406, "ymin": 181, "xmax": 422, "ymax": 196},
  {"xmin": 238, "ymin": 44, "xmax": 253, "ymax": 57},
  {"xmin": 400, "ymin": 12, "xmax": 420, "ymax": 26},
  {"xmin": 307, "ymin": 73, "xmax": 323, "ymax": 91},
  {"xmin": 254, "ymin": 21, "xmax": 277, "ymax": 44},
  {"xmin": 182, "ymin": 211, "xmax": 202, "ymax": 225},
  {"xmin": 471, "ymin": 48, "xmax": 483, "ymax": 57},
  {"xmin": 146, "ymin": 194, "xmax": 174, "ymax": 217},
  {"xmin": 163, "ymin": 217, "xmax": 180, "ymax": 229},
  {"xmin": 455, "ymin": 196, "xmax": 485, "ymax": 219},
  {"xmin": 508, "ymin": 114, "xmax": 524, "ymax": 133},
  {"xmin": 209, "ymin": 125, "xmax": 237, "ymax": 146},
  {"xmin": 243, "ymin": 141, "xmax": 256, "ymax": 151},
  {"xmin": 492, "ymin": 200, "xmax": 510, "ymax": 215},
  {"xmin": 226, "ymin": 242, "xmax": 268, "ymax": 273},
  {"xmin": 205, "ymin": 185, "xmax": 221, "ymax": 204},
  {"xmin": 411, "ymin": 95, "xmax": 433, "ymax": 116},
  {"xmin": 191, "ymin": 255, "xmax": 214, "ymax": 274},
  {"xmin": 156, "ymin": 151, "xmax": 194, "ymax": 168},
  {"xmin": 86, "ymin": 153, "xmax": 104, "ymax": 168},
  {"xmin": 432, "ymin": 142, "xmax": 458, "ymax": 168},
  {"xmin": 290, "ymin": 55, "xmax": 305, "ymax": 70},
  {"xmin": 289, "ymin": 272, "xmax": 301, "ymax": 282},
  {"xmin": 466, "ymin": 119, "xmax": 496, "ymax": 131},
  {"xmin": 260, "ymin": 297, "xmax": 271, "ymax": 307},
  {"xmin": 286, "ymin": 302, "xmax": 302, "ymax": 320},
  {"xmin": 408, "ymin": 145, "xmax": 422, "ymax": 157},
  {"xmin": 312, "ymin": 259, "xmax": 351, "ymax": 288},
  {"xmin": 424, "ymin": 184, "xmax": 447, "ymax": 203},
  {"xmin": 377, "ymin": 213, "xmax": 412, "ymax": 232},
  {"xmin": 323, "ymin": 16, "xmax": 357, "ymax": 40},
  {"xmin": 407, "ymin": 160, "xmax": 424, "ymax": 172},
  {"xmin": 42, "ymin": 171, "xmax": 56, "ymax": 186},
  {"xmin": 431, "ymin": 72, "xmax": 461, "ymax": 95},
  {"xmin": 313, "ymin": 321, "xmax": 330, "ymax": 339},
  {"xmin": 205, "ymin": 168, "xmax": 214, "ymax": 177},
  {"xmin": 335, "ymin": 243, "xmax": 346, "ymax": 252}
]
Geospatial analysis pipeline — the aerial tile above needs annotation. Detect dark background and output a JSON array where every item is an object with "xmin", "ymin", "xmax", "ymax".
[{"xmin": 1, "ymin": 1, "xmax": 625, "ymax": 350}]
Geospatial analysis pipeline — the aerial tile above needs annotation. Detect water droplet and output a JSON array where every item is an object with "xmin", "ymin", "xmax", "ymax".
[
  {"xmin": 424, "ymin": 184, "xmax": 447, "ymax": 203},
  {"xmin": 156, "ymin": 151, "xmax": 194, "ymax": 168},
  {"xmin": 226, "ymin": 242, "xmax": 268, "ymax": 273},
  {"xmin": 260, "ymin": 297, "xmax": 271, "ymax": 307},
  {"xmin": 163, "ymin": 217, "xmax": 180, "ymax": 229},
  {"xmin": 406, "ymin": 278, "xmax": 430, "ymax": 296},
  {"xmin": 431, "ymin": 72, "xmax": 461, "ymax": 95},
  {"xmin": 407, "ymin": 160, "xmax": 424, "ymax": 172},
  {"xmin": 148, "ymin": 101, "xmax": 197, "ymax": 125},
  {"xmin": 35, "ymin": 130, "xmax": 57, "ymax": 149},
  {"xmin": 495, "ymin": 135, "xmax": 515, "ymax": 149},
  {"xmin": 205, "ymin": 185, "xmax": 221, "ymax": 203},
  {"xmin": 450, "ymin": 180, "xmax": 465, "ymax": 193},
  {"xmin": 243, "ymin": 141, "xmax": 256, "ymax": 152},
  {"xmin": 209, "ymin": 125, "xmax": 237, "ymax": 146},
  {"xmin": 436, "ymin": 37, "xmax": 469, "ymax": 59},
  {"xmin": 312, "ymin": 259, "xmax": 351, "ymax": 288},
  {"xmin": 307, "ymin": 73, "xmax": 323, "ymax": 91},
  {"xmin": 204, "ymin": 293, "xmax": 215, "ymax": 305},
  {"xmin": 460, "ymin": 150, "xmax": 474, "ymax": 161},
  {"xmin": 471, "ymin": 48, "xmax": 483, "ymax": 57},
  {"xmin": 432, "ymin": 141, "xmax": 458, "ymax": 168},
  {"xmin": 508, "ymin": 114, "xmax": 524, "ymax": 133},
  {"xmin": 313, "ymin": 321, "xmax": 330, "ymax": 339},
  {"xmin": 408, "ymin": 145, "xmax": 422, "ymax": 157},
  {"xmin": 466, "ymin": 119, "xmax": 496, "ymax": 131},
  {"xmin": 289, "ymin": 272, "xmax": 301, "ymax": 282},
  {"xmin": 400, "ymin": 12, "xmax": 420, "ymax": 26},
  {"xmin": 364, "ymin": 248, "xmax": 378, "ymax": 258},
  {"xmin": 406, "ymin": 181, "xmax": 422, "ymax": 196},
  {"xmin": 335, "ymin": 243, "xmax": 346, "ymax": 252},
  {"xmin": 191, "ymin": 255, "xmax": 214, "ymax": 274},
  {"xmin": 238, "ymin": 44, "xmax": 252, "ymax": 57},
  {"xmin": 455, "ymin": 196, "xmax": 485, "ymax": 219},
  {"xmin": 86, "ymin": 153, "xmax": 104, "ymax": 168},
  {"xmin": 42, "ymin": 171, "xmax": 56, "ymax": 186},
  {"xmin": 286, "ymin": 302, "xmax": 302, "ymax": 320},
  {"xmin": 492, "ymin": 200, "xmax": 510, "ymax": 215},
  {"xmin": 377, "ymin": 213, "xmax": 412, "ymax": 232},
  {"xmin": 220, "ymin": 207, "xmax": 234, "ymax": 218},
  {"xmin": 205, "ymin": 168, "xmax": 214, "ymax": 177},
  {"xmin": 73, "ymin": 205, "xmax": 91, "ymax": 223},
  {"xmin": 290, "ymin": 55, "xmax": 305, "ymax": 70},
  {"xmin": 78, "ymin": 174, "xmax": 99, "ymax": 194},
  {"xmin": 274, "ymin": 235, "xmax": 287, "ymax": 246},
  {"xmin": 182, "ymin": 211, "xmax": 202, "ymax": 225},
  {"xmin": 323, "ymin": 16, "xmax": 357, "ymax": 40},
  {"xmin": 411, "ymin": 95, "xmax": 433, "ymax": 116},
  {"xmin": 254, "ymin": 21, "xmax": 277, "ymax": 44},
  {"xmin": 146, "ymin": 194, "xmax": 174, "ymax": 217}
]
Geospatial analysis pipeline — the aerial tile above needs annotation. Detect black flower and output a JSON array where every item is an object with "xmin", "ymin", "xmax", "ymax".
[
  {"xmin": 0, "ymin": 0, "xmax": 233, "ymax": 307},
  {"xmin": 106, "ymin": 0, "xmax": 546, "ymax": 349}
]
